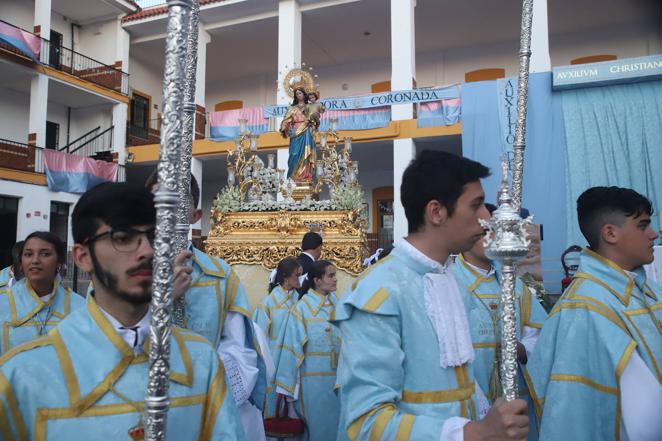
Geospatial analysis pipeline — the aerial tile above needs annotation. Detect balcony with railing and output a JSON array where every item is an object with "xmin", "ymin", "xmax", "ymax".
[
  {"xmin": 0, "ymin": 19, "xmax": 129, "ymax": 95},
  {"xmin": 60, "ymin": 126, "xmax": 114, "ymax": 160},
  {"xmin": 0, "ymin": 135, "xmax": 125, "ymax": 183},
  {"xmin": 127, "ymin": 118, "xmax": 161, "ymax": 146},
  {"xmin": 0, "ymin": 138, "xmax": 42, "ymax": 173}
]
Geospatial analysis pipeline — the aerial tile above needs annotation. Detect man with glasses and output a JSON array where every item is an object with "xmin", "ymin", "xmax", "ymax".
[{"xmin": 0, "ymin": 182, "xmax": 246, "ymax": 440}]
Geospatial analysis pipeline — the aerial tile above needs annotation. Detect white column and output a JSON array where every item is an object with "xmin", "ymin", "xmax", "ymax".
[
  {"xmin": 112, "ymin": 103, "xmax": 128, "ymax": 163},
  {"xmin": 530, "ymin": 0, "xmax": 551, "ymax": 73},
  {"xmin": 28, "ymin": 77, "xmax": 48, "ymax": 147},
  {"xmin": 277, "ymin": 0, "xmax": 301, "ymax": 105},
  {"xmin": 390, "ymin": 0, "xmax": 416, "ymax": 120},
  {"xmin": 276, "ymin": 0, "xmax": 302, "ymax": 192},
  {"xmin": 34, "ymin": 0, "xmax": 51, "ymax": 37},
  {"xmin": 393, "ymin": 139, "xmax": 416, "ymax": 241},
  {"xmin": 391, "ymin": 0, "xmax": 417, "ymax": 240},
  {"xmin": 28, "ymin": 0, "xmax": 51, "ymax": 147},
  {"xmin": 110, "ymin": 17, "xmax": 131, "ymax": 164},
  {"xmin": 195, "ymin": 29, "xmax": 210, "ymax": 139},
  {"xmin": 191, "ymin": 157, "xmax": 203, "ymax": 233},
  {"xmin": 196, "ymin": 29, "xmax": 210, "ymax": 107},
  {"xmin": 115, "ymin": 16, "xmax": 130, "ymax": 71}
]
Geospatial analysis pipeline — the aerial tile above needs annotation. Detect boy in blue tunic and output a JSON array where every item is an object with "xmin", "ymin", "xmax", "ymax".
[
  {"xmin": 333, "ymin": 150, "xmax": 529, "ymax": 441},
  {"xmin": 0, "ymin": 183, "xmax": 245, "ymax": 441},
  {"xmin": 527, "ymin": 186, "xmax": 662, "ymax": 441},
  {"xmin": 453, "ymin": 203, "xmax": 548, "ymax": 441}
]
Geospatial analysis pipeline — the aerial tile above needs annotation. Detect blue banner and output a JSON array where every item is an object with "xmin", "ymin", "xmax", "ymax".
[
  {"xmin": 263, "ymin": 85, "xmax": 460, "ymax": 118},
  {"xmin": 552, "ymin": 55, "xmax": 662, "ymax": 90},
  {"xmin": 462, "ymin": 73, "xmax": 568, "ymax": 292}
]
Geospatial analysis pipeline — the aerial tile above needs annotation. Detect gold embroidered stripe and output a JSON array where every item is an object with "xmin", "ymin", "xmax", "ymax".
[
  {"xmin": 301, "ymin": 372, "xmax": 336, "ymax": 377},
  {"xmin": 473, "ymin": 342, "xmax": 497, "ymax": 349},
  {"xmin": 363, "ymin": 288, "xmax": 389, "ymax": 312},
  {"xmin": 200, "ymin": 364, "xmax": 227, "ymax": 441},
  {"xmin": 191, "ymin": 281, "xmax": 217, "ymax": 287},
  {"xmin": 401, "ymin": 384, "xmax": 475, "ymax": 404},
  {"xmin": 522, "ymin": 368, "xmax": 542, "ymax": 418},
  {"xmin": 50, "ymin": 329, "xmax": 81, "ymax": 405},
  {"xmin": 550, "ymin": 374, "xmax": 617, "ymax": 395},
  {"xmin": 0, "ymin": 400, "xmax": 12, "ymax": 441},
  {"xmin": 550, "ymin": 302, "xmax": 629, "ymax": 334},
  {"xmin": 396, "ymin": 414, "xmax": 415, "ymax": 440},
  {"xmin": 369, "ymin": 405, "xmax": 395, "ymax": 441},
  {"xmin": 0, "ymin": 371, "xmax": 27, "ymax": 441},
  {"xmin": 347, "ymin": 403, "xmax": 394, "ymax": 441},
  {"xmin": 615, "ymin": 341, "xmax": 637, "ymax": 379}
]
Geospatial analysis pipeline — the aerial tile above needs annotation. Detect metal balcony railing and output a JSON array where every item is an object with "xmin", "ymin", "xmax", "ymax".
[
  {"xmin": 128, "ymin": 118, "xmax": 161, "ymax": 139},
  {"xmin": 68, "ymin": 126, "xmax": 114, "ymax": 158},
  {"xmin": 0, "ymin": 19, "xmax": 129, "ymax": 95},
  {"xmin": 60, "ymin": 126, "xmax": 100, "ymax": 153}
]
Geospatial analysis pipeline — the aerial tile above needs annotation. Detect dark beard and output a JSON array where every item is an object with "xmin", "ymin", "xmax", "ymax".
[{"xmin": 89, "ymin": 248, "xmax": 152, "ymax": 305}]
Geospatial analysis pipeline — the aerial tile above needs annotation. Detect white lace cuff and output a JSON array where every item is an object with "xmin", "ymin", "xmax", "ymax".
[{"xmin": 220, "ymin": 353, "xmax": 251, "ymax": 406}]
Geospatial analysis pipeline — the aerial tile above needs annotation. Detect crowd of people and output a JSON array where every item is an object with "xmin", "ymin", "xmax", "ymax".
[{"xmin": 0, "ymin": 150, "xmax": 659, "ymax": 441}]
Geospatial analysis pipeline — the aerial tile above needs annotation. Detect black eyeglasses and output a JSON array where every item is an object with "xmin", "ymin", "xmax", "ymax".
[{"xmin": 85, "ymin": 227, "xmax": 156, "ymax": 253}]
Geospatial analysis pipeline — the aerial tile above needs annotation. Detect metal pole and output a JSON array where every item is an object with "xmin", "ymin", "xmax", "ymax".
[
  {"xmin": 145, "ymin": 0, "xmax": 192, "ymax": 439},
  {"xmin": 172, "ymin": 0, "xmax": 200, "ymax": 328},
  {"xmin": 481, "ymin": 0, "xmax": 535, "ymax": 402},
  {"xmin": 511, "ymin": 0, "xmax": 534, "ymax": 212}
]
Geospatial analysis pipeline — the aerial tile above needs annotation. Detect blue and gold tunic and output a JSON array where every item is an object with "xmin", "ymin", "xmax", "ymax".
[
  {"xmin": 186, "ymin": 247, "xmax": 267, "ymax": 408},
  {"xmin": 252, "ymin": 285, "xmax": 297, "ymax": 417},
  {"xmin": 333, "ymin": 247, "xmax": 481, "ymax": 441},
  {"xmin": 0, "ymin": 295, "xmax": 245, "ymax": 441},
  {"xmin": 0, "ymin": 278, "xmax": 84, "ymax": 355},
  {"xmin": 275, "ymin": 290, "xmax": 340, "ymax": 441},
  {"xmin": 453, "ymin": 255, "xmax": 548, "ymax": 440},
  {"xmin": 527, "ymin": 249, "xmax": 662, "ymax": 441}
]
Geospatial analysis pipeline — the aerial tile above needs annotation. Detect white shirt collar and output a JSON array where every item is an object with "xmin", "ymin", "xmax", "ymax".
[
  {"xmin": 463, "ymin": 258, "xmax": 496, "ymax": 277},
  {"xmin": 396, "ymin": 238, "xmax": 450, "ymax": 273},
  {"xmin": 97, "ymin": 305, "xmax": 151, "ymax": 355},
  {"xmin": 397, "ymin": 239, "xmax": 475, "ymax": 368}
]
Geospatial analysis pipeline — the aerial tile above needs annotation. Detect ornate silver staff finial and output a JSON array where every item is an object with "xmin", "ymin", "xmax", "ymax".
[
  {"xmin": 173, "ymin": 0, "xmax": 200, "ymax": 328},
  {"xmin": 480, "ymin": 157, "xmax": 532, "ymax": 402},
  {"xmin": 146, "ymin": 0, "xmax": 193, "ymax": 440},
  {"xmin": 481, "ymin": 0, "xmax": 535, "ymax": 402}
]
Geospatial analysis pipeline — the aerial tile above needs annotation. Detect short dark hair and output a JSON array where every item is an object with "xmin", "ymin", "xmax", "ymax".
[
  {"xmin": 22, "ymin": 232, "xmax": 65, "ymax": 265},
  {"xmin": 301, "ymin": 260, "xmax": 334, "ymax": 293},
  {"xmin": 577, "ymin": 186, "xmax": 653, "ymax": 249},
  {"xmin": 301, "ymin": 232, "xmax": 323, "ymax": 251},
  {"xmin": 269, "ymin": 257, "xmax": 301, "ymax": 293},
  {"xmin": 145, "ymin": 170, "xmax": 200, "ymax": 209},
  {"xmin": 72, "ymin": 182, "xmax": 156, "ymax": 244},
  {"xmin": 401, "ymin": 150, "xmax": 490, "ymax": 233}
]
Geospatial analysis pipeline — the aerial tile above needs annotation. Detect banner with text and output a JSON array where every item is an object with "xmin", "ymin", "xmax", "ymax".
[
  {"xmin": 552, "ymin": 54, "xmax": 662, "ymax": 90},
  {"xmin": 263, "ymin": 85, "xmax": 461, "ymax": 118}
]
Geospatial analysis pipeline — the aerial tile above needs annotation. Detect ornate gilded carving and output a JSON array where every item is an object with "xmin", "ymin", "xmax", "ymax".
[{"xmin": 206, "ymin": 209, "xmax": 367, "ymax": 275}]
